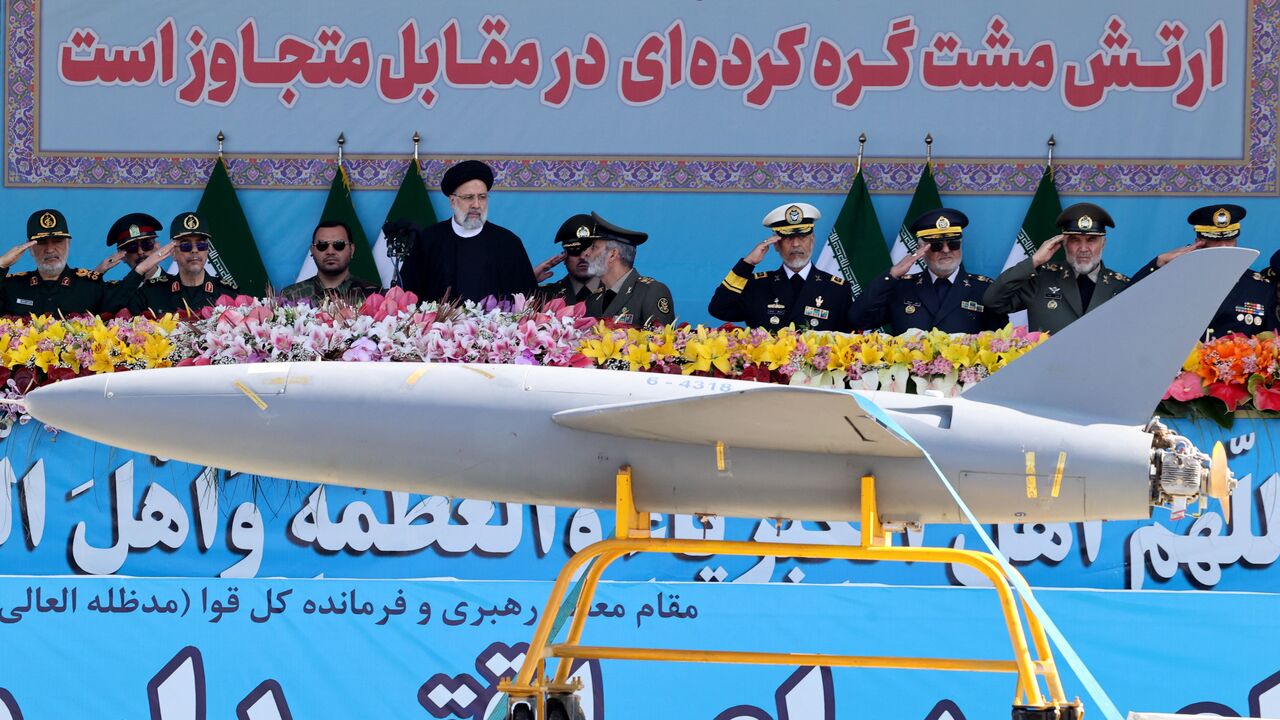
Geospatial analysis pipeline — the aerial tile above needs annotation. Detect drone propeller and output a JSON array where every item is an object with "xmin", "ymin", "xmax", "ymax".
[{"xmin": 1208, "ymin": 441, "xmax": 1234, "ymax": 524}]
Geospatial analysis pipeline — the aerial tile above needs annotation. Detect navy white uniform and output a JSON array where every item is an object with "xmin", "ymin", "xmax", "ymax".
[{"xmin": 1132, "ymin": 204, "xmax": 1276, "ymax": 337}]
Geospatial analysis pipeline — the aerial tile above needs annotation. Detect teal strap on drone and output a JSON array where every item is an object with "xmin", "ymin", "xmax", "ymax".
[
  {"xmin": 486, "ymin": 558, "xmax": 598, "ymax": 720},
  {"xmin": 852, "ymin": 394, "xmax": 1123, "ymax": 720}
]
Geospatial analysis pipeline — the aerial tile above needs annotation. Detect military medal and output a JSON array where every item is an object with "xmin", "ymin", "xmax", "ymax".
[
  {"xmin": 1047, "ymin": 300, "xmax": 1058, "ymax": 309},
  {"xmin": 769, "ymin": 316, "xmax": 780, "ymax": 325},
  {"xmin": 905, "ymin": 304, "xmax": 916, "ymax": 314}
]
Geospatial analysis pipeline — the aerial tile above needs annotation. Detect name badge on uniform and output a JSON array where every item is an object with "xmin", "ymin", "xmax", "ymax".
[
  {"xmin": 616, "ymin": 312, "xmax": 635, "ymax": 325},
  {"xmin": 804, "ymin": 306, "xmax": 829, "ymax": 320},
  {"xmin": 961, "ymin": 300, "xmax": 984, "ymax": 312},
  {"xmin": 15, "ymin": 298, "xmax": 32, "ymax": 306},
  {"xmin": 1044, "ymin": 287, "xmax": 1063, "ymax": 300}
]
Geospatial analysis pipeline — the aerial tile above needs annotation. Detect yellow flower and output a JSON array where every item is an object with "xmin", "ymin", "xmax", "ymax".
[
  {"xmin": 580, "ymin": 333, "xmax": 624, "ymax": 365},
  {"xmin": 626, "ymin": 343, "xmax": 653, "ymax": 371}
]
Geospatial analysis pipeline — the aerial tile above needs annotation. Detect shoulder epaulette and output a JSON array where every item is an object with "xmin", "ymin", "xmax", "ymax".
[
  {"xmin": 638, "ymin": 276, "xmax": 654, "ymax": 284},
  {"xmin": 1253, "ymin": 271, "xmax": 1265, "ymax": 281},
  {"xmin": 9, "ymin": 271, "xmax": 30, "ymax": 278},
  {"xmin": 1109, "ymin": 270, "xmax": 1130, "ymax": 282},
  {"xmin": 752, "ymin": 271, "xmax": 769, "ymax": 279},
  {"xmin": 830, "ymin": 274, "xmax": 845, "ymax": 286},
  {"xmin": 146, "ymin": 274, "xmax": 168, "ymax": 284},
  {"xmin": 972, "ymin": 274, "xmax": 991, "ymax": 283},
  {"xmin": 75, "ymin": 268, "xmax": 102, "ymax": 281},
  {"xmin": 1043, "ymin": 263, "xmax": 1061, "ymax": 272}
]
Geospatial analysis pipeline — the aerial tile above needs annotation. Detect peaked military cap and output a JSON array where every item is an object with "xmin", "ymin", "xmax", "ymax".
[
  {"xmin": 106, "ymin": 212, "xmax": 162, "ymax": 247},
  {"xmin": 1056, "ymin": 202, "xmax": 1114, "ymax": 236},
  {"xmin": 441, "ymin": 160, "xmax": 495, "ymax": 196},
  {"xmin": 554, "ymin": 213, "xmax": 596, "ymax": 255},
  {"xmin": 590, "ymin": 212, "xmax": 647, "ymax": 246},
  {"xmin": 1188, "ymin": 204, "xmax": 1245, "ymax": 240},
  {"xmin": 27, "ymin": 209, "xmax": 71, "ymax": 242},
  {"xmin": 762, "ymin": 202, "xmax": 821, "ymax": 237},
  {"xmin": 911, "ymin": 208, "xmax": 968, "ymax": 241},
  {"xmin": 170, "ymin": 211, "xmax": 211, "ymax": 239}
]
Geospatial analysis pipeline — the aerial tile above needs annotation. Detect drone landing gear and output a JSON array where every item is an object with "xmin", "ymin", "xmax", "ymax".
[{"xmin": 498, "ymin": 467, "xmax": 1082, "ymax": 720}]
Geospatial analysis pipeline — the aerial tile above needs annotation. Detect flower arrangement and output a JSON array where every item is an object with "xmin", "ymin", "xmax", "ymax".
[
  {"xmin": 1162, "ymin": 332, "xmax": 1280, "ymax": 422},
  {"xmin": 14, "ymin": 290, "xmax": 1275, "ymax": 429}
]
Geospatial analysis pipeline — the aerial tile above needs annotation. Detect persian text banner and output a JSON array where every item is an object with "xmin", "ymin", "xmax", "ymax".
[{"xmin": 7, "ymin": 0, "xmax": 1276, "ymax": 192}]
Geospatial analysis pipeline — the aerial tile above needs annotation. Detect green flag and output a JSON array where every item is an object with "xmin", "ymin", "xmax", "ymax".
[
  {"xmin": 1004, "ymin": 164, "xmax": 1064, "ymax": 269},
  {"xmin": 371, "ymin": 158, "xmax": 437, "ymax": 287},
  {"xmin": 1002, "ymin": 165, "xmax": 1063, "ymax": 326},
  {"xmin": 815, "ymin": 168, "xmax": 888, "ymax": 299},
  {"xmin": 889, "ymin": 162, "xmax": 943, "ymax": 272},
  {"xmin": 297, "ymin": 164, "xmax": 378, "ymax": 283},
  {"xmin": 197, "ymin": 157, "xmax": 269, "ymax": 296}
]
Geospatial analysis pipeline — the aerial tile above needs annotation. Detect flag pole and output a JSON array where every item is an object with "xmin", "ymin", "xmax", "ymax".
[
  {"xmin": 1046, "ymin": 134, "xmax": 1056, "ymax": 175},
  {"xmin": 924, "ymin": 133, "xmax": 933, "ymax": 165},
  {"xmin": 336, "ymin": 132, "xmax": 346, "ymax": 167},
  {"xmin": 216, "ymin": 130, "xmax": 224, "ymax": 159},
  {"xmin": 856, "ymin": 132, "xmax": 866, "ymax": 175},
  {"xmin": 412, "ymin": 131, "xmax": 421, "ymax": 163}
]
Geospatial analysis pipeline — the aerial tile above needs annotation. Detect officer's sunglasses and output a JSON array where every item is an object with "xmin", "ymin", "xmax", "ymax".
[
  {"xmin": 927, "ymin": 240, "xmax": 962, "ymax": 252},
  {"xmin": 313, "ymin": 241, "xmax": 349, "ymax": 252},
  {"xmin": 121, "ymin": 239, "xmax": 156, "ymax": 254},
  {"xmin": 177, "ymin": 240, "xmax": 210, "ymax": 252}
]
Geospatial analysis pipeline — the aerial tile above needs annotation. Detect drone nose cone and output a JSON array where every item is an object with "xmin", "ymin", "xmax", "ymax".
[{"xmin": 25, "ymin": 372, "xmax": 112, "ymax": 435}]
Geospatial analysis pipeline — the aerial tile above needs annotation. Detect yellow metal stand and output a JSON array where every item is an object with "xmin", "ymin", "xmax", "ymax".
[{"xmin": 498, "ymin": 468, "xmax": 1082, "ymax": 718}]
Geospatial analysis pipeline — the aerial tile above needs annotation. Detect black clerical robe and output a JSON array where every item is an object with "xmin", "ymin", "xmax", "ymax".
[{"xmin": 400, "ymin": 221, "xmax": 537, "ymax": 303}]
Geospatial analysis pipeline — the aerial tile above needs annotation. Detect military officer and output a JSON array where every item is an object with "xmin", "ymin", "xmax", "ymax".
[
  {"xmin": 280, "ymin": 220, "xmax": 381, "ymax": 305},
  {"xmin": 0, "ymin": 209, "xmax": 104, "ymax": 316},
  {"xmin": 536, "ymin": 213, "xmax": 603, "ymax": 306},
  {"xmin": 133, "ymin": 212, "xmax": 236, "ymax": 316},
  {"xmin": 849, "ymin": 208, "xmax": 1007, "ymax": 334},
  {"xmin": 984, "ymin": 202, "xmax": 1130, "ymax": 334},
  {"xmin": 581, "ymin": 212, "xmax": 675, "ymax": 327},
  {"xmin": 1131, "ymin": 204, "xmax": 1274, "ymax": 337},
  {"xmin": 708, "ymin": 202, "xmax": 853, "ymax": 331},
  {"xmin": 98, "ymin": 212, "xmax": 175, "ymax": 313}
]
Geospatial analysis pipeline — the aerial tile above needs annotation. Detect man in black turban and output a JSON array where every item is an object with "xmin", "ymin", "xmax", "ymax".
[{"xmin": 399, "ymin": 160, "xmax": 536, "ymax": 304}]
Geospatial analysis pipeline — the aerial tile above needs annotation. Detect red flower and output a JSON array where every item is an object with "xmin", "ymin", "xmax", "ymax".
[
  {"xmin": 1254, "ymin": 384, "xmax": 1280, "ymax": 412},
  {"xmin": 1207, "ymin": 382, "xmax": 1251, "ymax": 412},
  {"xmin": 1165, "ymin": 371, "xmax": 1206, "ymax": 401}
]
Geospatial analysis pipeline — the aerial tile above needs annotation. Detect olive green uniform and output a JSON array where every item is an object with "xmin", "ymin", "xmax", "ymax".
[
  {"xmin": 279, "ymin": 275, "xmax": 381, "ymax": 305},
  {"xmin": 133, "ymin": 274, "xmax": 238, "ymax": 316},
  {"xmin": 983, "ymin": 257, "xmax": 1130, "ymax": 334},
  {"xmin": 587, "ymin": 269, "xmax": 675, "ymax": 327}
]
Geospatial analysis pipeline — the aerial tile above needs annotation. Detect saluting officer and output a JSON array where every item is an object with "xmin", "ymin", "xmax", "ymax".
[
  {"xmin": 849, "ymin": 208, "xmax": 1007, "ymax": 334},
  {"xmin": 0, "ymin": 209, "xmax": 104, "ymax": 316},
  {"xmin": 98, "ymin": 212, "xmax": 175, "ymax": 313},
  {"xmin": 1132, "ymin": 204, "xmax": 1275, "ymax": 337},
  {"xmin": 133, "ymin": 212, "xmax": 236, "ymax": 316},
  {"xmin": 708, "ymin": 202, "xmax": 853, "ymax": 331},
  {"xmin": 537, "ymin": 213, "xmax": 603, "ymax": 306},
  {"xmin": 984, "ymin": 202, "xmax": 1130, "ymax": 334},
  {"xmin": 581, "ymin": 212, "xmax": 675, "ymax": 327}
]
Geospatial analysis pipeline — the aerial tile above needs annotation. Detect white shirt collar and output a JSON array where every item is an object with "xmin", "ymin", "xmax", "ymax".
[
  {"xmin": 928, "ymin": 267, "xmax": 960, "ymax": 284},
  {"xmin": 451, "ymin": 218, "xmax": 484, "ymax": 238},
  {"xmin": 783, "ymin": 263, "xmax": 812, "ymax": 280}
]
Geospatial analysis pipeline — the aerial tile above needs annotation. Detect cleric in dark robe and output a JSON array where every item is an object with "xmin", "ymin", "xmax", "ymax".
[{"xmin": 399, "ymin": 160, "xmax": 537, "ymax": 303}]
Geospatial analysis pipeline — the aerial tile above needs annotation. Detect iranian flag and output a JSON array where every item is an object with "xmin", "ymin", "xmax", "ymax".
[
  {"xmin": 296, "ymin": 163, "xmax": 378, "ymax": 284},
  {"xmin": 1002, "ymin": 165, "xmax": 1063, "ymax": 327},
  {"xmin": 814, "ymin": 167, "xmax": 888, "ymax": 299},
  {"xmin": 370, "ymin": 157, "xmax": 437, "ymax": 287},
  {"xmin": 171, "ymin": 157, "xmax": 269, "ymax": 295},
  {"xmin": 888, "ymin": 162, "xmax": 943, "ymax": 275}
]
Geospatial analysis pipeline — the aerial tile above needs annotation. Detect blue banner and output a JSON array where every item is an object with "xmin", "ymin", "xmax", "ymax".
[
  {"xmin": 0, "ymin": 577, "xmax": 1277, "ymax": 718},
  {"xmin": 0, "ymin": 416, "xmax": 1275, "ymax": 592}
]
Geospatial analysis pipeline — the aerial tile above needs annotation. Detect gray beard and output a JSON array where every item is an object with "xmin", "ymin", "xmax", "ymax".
[
  {"xmin": 782, "ymin": 255, "xmax": 810, "ymax": 272},
  {"xmin": 1069, "ymin": 258, "xmax": 1099, "ymax": 276},
  {"xmin": 37, "ymin": 259, "xmax": 66, "ymax": 276},
  {"xmin": 455, "ymin": 212, "xmax": 486, "ymax": 231},
  {"xmin": 585, "ymin": 252, "xmax": 609, "ymax": 278}
]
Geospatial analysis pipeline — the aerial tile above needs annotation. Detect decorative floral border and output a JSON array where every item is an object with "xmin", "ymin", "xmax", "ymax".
[{"xmin": 6, "ymin": 0, "xmax": 1276, "ymax": 193}]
